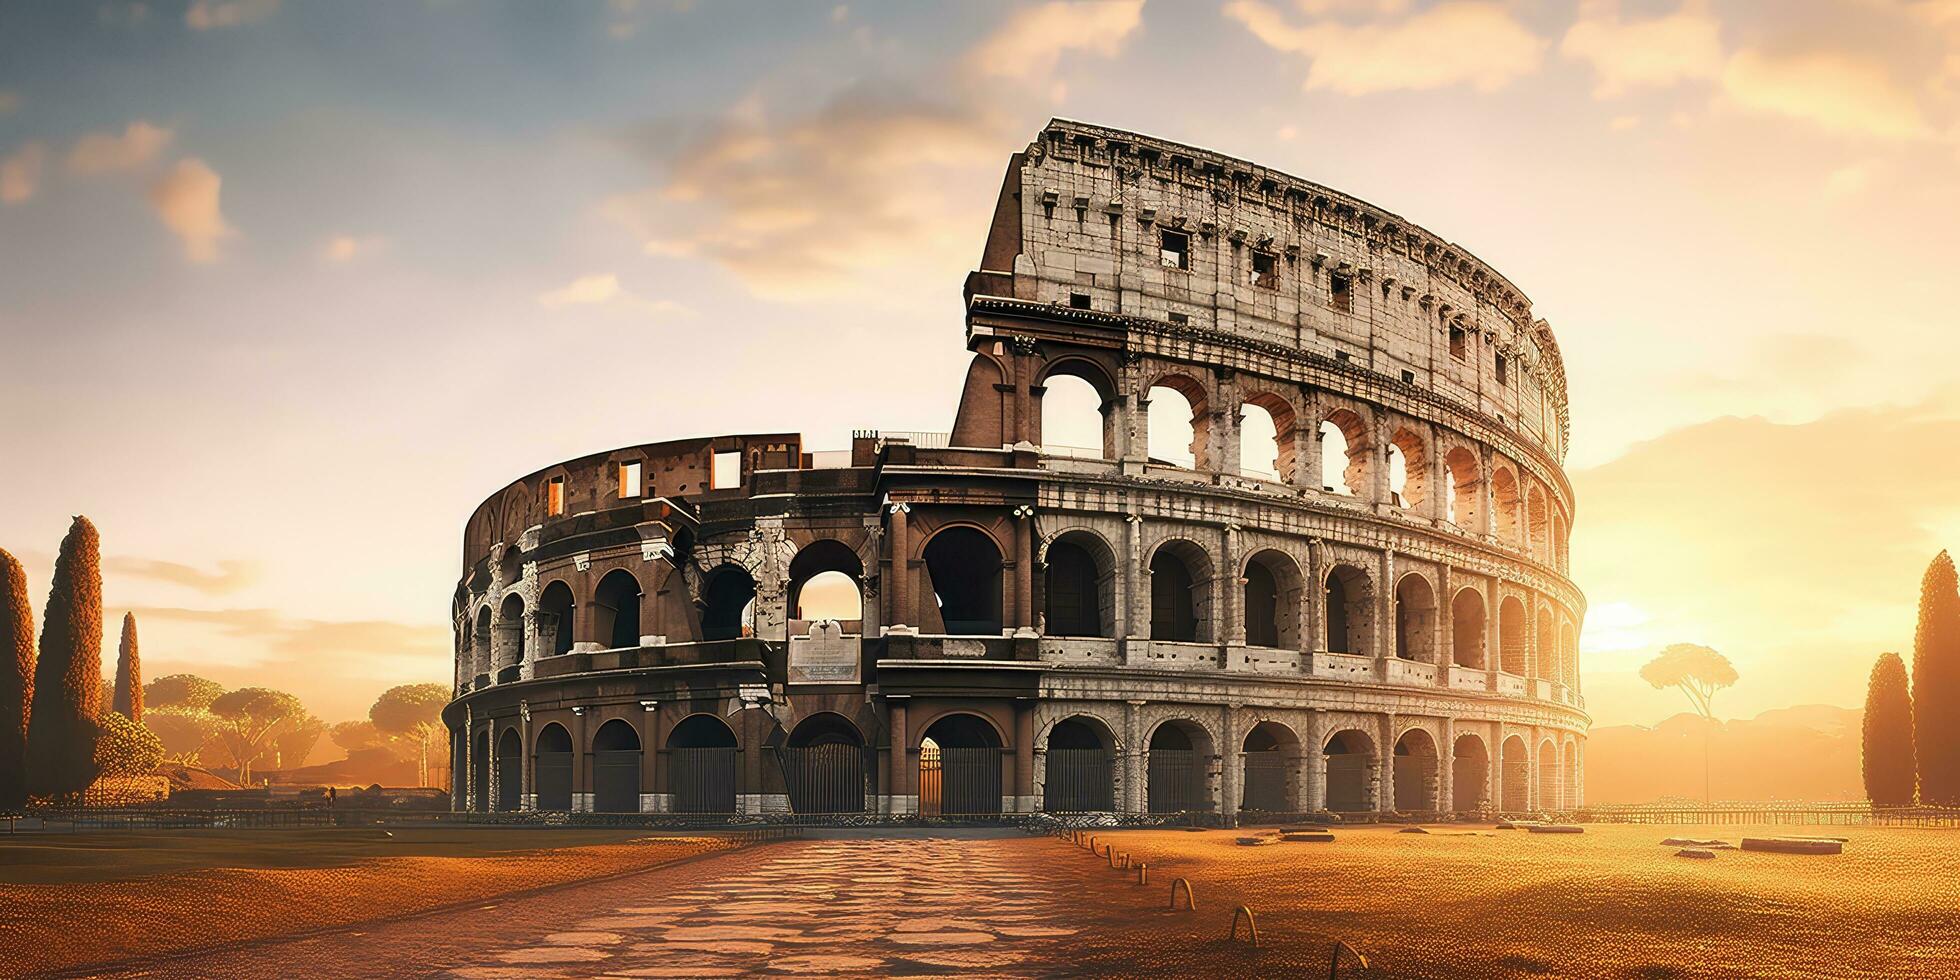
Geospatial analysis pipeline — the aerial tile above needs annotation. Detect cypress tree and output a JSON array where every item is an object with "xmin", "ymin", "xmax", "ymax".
[
  {"xmin": 1862, "ymin": 652, "xmax": 1916, "ymax": 806},
  {"xmin": 25, "ymin": 518, "xmax": 103, "ymax": 801},
  {"xmin": 0, "ymin": 549, "xmax": 33, "ymax": 811},
  {"xmin": 113, "ymin": 613, "xmax": 141, "ymax": 724},
  {"xmin": 1914, "ymin": 551, "xmax": 1960, "ymax": 805}
]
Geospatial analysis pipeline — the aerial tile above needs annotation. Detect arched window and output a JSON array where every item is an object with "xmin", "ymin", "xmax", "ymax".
[
  {"xmin": 923, "ymin": 527, "xmax": 1003, "ymax": 635},
  {"xmin": 1146, "ymin": 375, "xmax": 1209, "ymax": 469},
  {"xmin": 1043, "ymin": 531, "xmax": 1114, "ymax": 638},
  {"xmin": 538, "ymin": 581, "xmax": 575, "ymax": 656},
  {"xmin": 1324, "ymin": 564, "xmax": 1373, "ymax": 655},
  {"xmin": 701, "ymin": 565, "xmax": 757, "ymax": 641},
  {"xmin": 494, "ymin": 594, "xmax": 525, "ymax": 673},
  {"xmin": 1561, "ymin": 622, "xmax": 1579, "ymax": 692},
  {"xmin": 1149, "ymin": 540, "xmax": 1211, "ymax": 642},
  {"xmin": 1527, "ymin": 484, "xmax": 1551, "ymax": 563},
  {"xmin": 1039, "ymin": 371, "xmax": 1108, "ymax": 460},
  {"xmin": 789, "ymin": 540, "xmax": 864, "ymax": 625},
  {"xmin": 1394, "ymin": 573, "xmax": 1437, "ymax": 662},
  {"xmin": 1239, "ymin": 392, "xmax": 1296, "ymax": 482},
  {"xmin": 1319, "ymin": 409, "xmax": 1370, "ymax": 496},
  {"xmin": 1451, "ymin": 733, "xmax": 1489, "ymax": 812},
  {"xmin": 1444, "ymin": 446, "xmax": 1482, "ymax": 530},
  {"xmin": 1498, "ymin": 596, "xmax": 1527, "ymax": 675},
  {"xmin": 1388, "ymin": 427, "xmax": 1428, "ymax": 510},
  {"xmin": 594, "ymin": 569, "xmax": 642, "ymax": 650},
  {"xmin": 1537, "ymin": 610, "xmax": 1558, "ymax": 682},
  {"xmin": 1451, "ymin": 588, "xmax": 1487, "ymax": 668},
  {"xmin": 1500, "ymin": 734, "xmax": 1529, "ymax": 812},
  {"xmin": 472, "ymin": 606, "xmax": 492, "ymax": 677},
  {"xmin": 1242, "ymin": 549, "xmax": 1303, "ymax": 649},
  {"xmin": 1491, "ymin": 465, "xmax": 1522, "ymax": 543}
]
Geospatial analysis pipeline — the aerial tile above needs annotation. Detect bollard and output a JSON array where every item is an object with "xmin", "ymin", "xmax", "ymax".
[
  {"xmin": 1136, "ymin": 862, "xmax": 1148, "ymax": 886},
  {"xmin": 1229, "ymin": 906, "xmax": 1259, "ymax": 948},
  {"xmin": 1106, "ymin": 845, "xmax": 1118, "ymax": 867},
  {"xmin": 1169, "ymin": 877, "xmax": 1196, "ymax": 911},
  {"xmin": 1329, "ymin": 940, "xmax": 1370, "ymax": 979},
  {"xmin": 1118, "ymin": 852, "xmax": 1129, "ymax": 869}
]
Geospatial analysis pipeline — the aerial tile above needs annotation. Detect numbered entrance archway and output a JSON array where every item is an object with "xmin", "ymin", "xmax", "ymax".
[{"xmin": 919, "ymin": 713, "xmax": 1003, "ymax": 817}]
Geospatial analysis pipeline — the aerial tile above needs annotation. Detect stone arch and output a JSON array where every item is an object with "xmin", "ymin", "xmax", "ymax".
[
  {"xmin": 1240, "ymin": 719, "xmax": 1303, "ymax": 813},
  {"xmin": 1536, "ymin": 607, "xmax": 1558, "ymax": 682},
  {"xmin": 1387, "ymin": 426, "xmax": 1429, "ymax": 510},
  {"xmin": 593, "ymin": 568, "xmax": 643, "ymax": 650},
  {"xmin": 538, "ymin": 580, "xmax": 576, "ymax": 656},
  {"xmin": 919, "ymin": 712, "xmax": 1005, "ymax": 816},
  {"xmin": 1146, "ymin": 717, "xmax": 1217, "ymax": 814},
  {"xmin": 1323, "ymin": 728, "xmax": 1377, "ymax": 813},
  {"xmin": 1239, "ymin": 390, "xmax": 1299, "ymax": 482},
  {"xmin": 1146, "ymin": 372, "xmax": 1210, "ymax": 469},
  {"xmin": 495, "ymin": 727, "xmax": 521, "ymax": 812},
  {"xmin": 494, "ymin": 593, "xmax": 525, "ymax": 673},
  {"xmin": 1498, "ymin": 595, "xmax": 1527, "ymax": 675},
  {"xmin": 1500, "ymin": 733, "xmax": 1530, "ymax": 812},
  {"xmin": 534, "ymin": 722, "xmax": 573, "ymax": 812},
  {"xmin": 1319, "ymin": 407, "xmax": 1371, "ymax": 496},
  {"xmin": 699, "ymin": 563, "xmax": 757, "ymax": 640},
  {"xmin": 1537, "ymin": 738, "xmax": 1560, "ymax": 811},
  {"xmin": 1394, "ymin": 571, "xmax": 1438, "ymax": 663},
  {"xmin": 1042, "ymin": 528, "xmax": 1117, "ymax": 638},
  {"xmin": 1038, "ymin": 356, "xmax": 1119, "ymax": 459},
  {"xmin": 1041, "ymin": 714, "xmax": 1118, "ymax": 812},
  {"xmin": 667, "ymin": 713, "xmax": 738, "ymax": 815},
  {"xmin": 922, "ymin": 525, "xmax": 1005, "ymax": 635},
  {"xmin": 1323, "ymin": 563, "xmax": 1374, "ymax": 655},
  {"xmin": 592, "ymin": 718, "xmax": 644, "ymax": 813},
  {"xmin": 1241, "ymin": 547, "xmax": 1304, "ymax": 649},
  {"xmin": 472, "ymin": 605, "xmax": 493, "ymax": 677},
  {"xmin": 788, "ymin": 539, "xmax": 864, "ymax": 624},
  {"xmin": 1560, "ymin": 621, "xmax": 1579, "ymax": 692},
  {"xmin": 1148, "ymin": 537, "xmax": 1214, "ymax": 643},
  {"xmin": 1563, "ymin": 739, "xmax": 1580, "ymax": 810},
  {"xmin": 782, "ymin": 711, "xmax": 867, "ymax": 816},
  {"xmin": 1392, "ymin": 728, "xmax": 1440, "ymax": 812},
  {"xmin": 1451, "ymin": 732, "xmax": 1490, "ymax": 813},
  {"xmin": 1527, "ymin": 483, "xmax": 1551, "ymax": 563},
  {"xmin": 1491, "ymin": 465, "xmax": 1522, "ymax": 544},
  {"xmin": 1444, "ymin": 446, "xmax": 1483, "ymax": 531},
  {"xmin": 1451, "ymin": 587, "xmax": 1487, "ymax": 668}
]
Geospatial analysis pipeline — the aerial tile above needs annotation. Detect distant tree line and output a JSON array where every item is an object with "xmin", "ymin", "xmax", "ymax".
[{"xmin": 1861, "ymin": 551, "xmax": 1960, "ymax": 806}]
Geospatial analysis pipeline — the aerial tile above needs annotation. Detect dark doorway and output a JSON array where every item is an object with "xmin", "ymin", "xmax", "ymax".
[
  {"xmin": 1043, "ymin": 718, "xmax": 1113, "ymax": 812},
  {"xmin": 780, "ymin": 713, "xmax": 867, "ymax": 814},
  {"xmin": 1043, "ymin": 538, "xmax": 1105, "ymax": 636},
  {"xmin": 923, "ymin": 527, "xmax": 1004, "ymax": 635},
  {"xmin": 539, "ymin": 581, "xmax": 575, "ymax": 656},
  {"xmin": 534, "ymin": 723, "xmax": 573, "ymax": 811},
  {"xmin": 918, "ymin": 713, "xmax": 1002, "ymax": 817},
  {"xmin": 1150, "ymin": 548, "xmax": 1199, "ymax": 641},
  {"xmin": 595, "ymin": 570, "xmax": 643, "ymax": 650},
  {"xmin": 1243, "ymin": 561, "xmax": 1279, "ymax": 648},
  {"xmin": 1147, "ymin": 722, "xmax": 1209, "ymax": 813},
  {"xmin": 495, "ymin": 728, "xmax": 521, "ymax": 811},
  {"xmin": 667, "ymin": 714, "xmax": 738, "ymax": 815},
  {"xmin": 592, "ymin": 719, "xmax": 643, "ymax": 813},
  {"xmin": 1240, "ymin": 722, "xmax": 1295, "ymax": 813},
  {"xmin": 701, "ymin": 566, "xmax": 756, "ymax": 641},
  {"xmin": 471, "ymin": 729, "xmax": 489, "ymax": 812}
]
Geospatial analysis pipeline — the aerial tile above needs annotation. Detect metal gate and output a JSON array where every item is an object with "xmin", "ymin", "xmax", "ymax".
[
  {"xmin": 471, "ymin": 748, "xmax": 489, "ymax": 812},
  {"xmin": 778, "ymin": 743, "xmax": 867, "ymax": 814},
  {"xmin": 1147, "ymin": 749, "xmax": 1204, "ymax": 814},
  {"xmin": 919, "ymin": 746, "xmax": 1000, "ymax": 816},
  {"xmin": 1326, "ymin": 754, "xmax": 1371, "ymax": 812},
  {"xmin": 535, "ymin": 751, "xmax": 573, "ymax": 811},
  {"xmin": 670, "ymin": 747, "xmax": 738, "ymax": 814},
  {"xmin": 1241, "ymin": 752, "xmax": 1290, "ymax": 812},
  {"xmin": 496, "ymin": 750, "xmax": 521, "ymax": 811},
  {"xmin": 593, "ymin": 749, "xmax": 642, "ymax": 813},
  {"xmin": 1043, "ymin": 748, "xmax": 1112, "ymax": 811}
]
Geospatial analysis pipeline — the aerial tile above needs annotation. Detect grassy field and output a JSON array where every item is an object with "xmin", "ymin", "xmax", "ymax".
[
  {"xmin": 1083, "ymin": 823, "xmax": 1960, "ymax": 978},
  {"xmin": 0, "ymin": 828, "xmax": 731, "ymax": 976}
]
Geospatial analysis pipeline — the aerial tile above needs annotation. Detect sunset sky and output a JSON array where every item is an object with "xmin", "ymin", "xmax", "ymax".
[{"xmin": 2, "ymin": 0, "xmax": 1957, "ymax": 726}]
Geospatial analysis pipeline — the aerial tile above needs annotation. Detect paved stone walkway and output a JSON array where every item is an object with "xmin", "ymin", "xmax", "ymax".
[{"xmin": 447, "ymin": 836, "xmax": 1091, "ymax": 978}]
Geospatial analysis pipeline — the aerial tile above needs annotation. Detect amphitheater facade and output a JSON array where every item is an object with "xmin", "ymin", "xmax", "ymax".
[{"xmin": 444, "ymin": 119, "xmax": 1587, "ymax": 820}]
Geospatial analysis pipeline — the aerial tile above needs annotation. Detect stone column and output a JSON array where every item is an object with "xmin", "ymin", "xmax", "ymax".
[
  {"xmin": 888, "ymin": 699, "xmax": 909, "ymax": 816},
  {"xmin": 1371, "ymin": 419, "xmax": 1391, "ymax": 505},
  {"xmin": 1219, "ymin": 706, "xmax": 1240, "ymax": 824},
  {"xmin": 1427, "ymin": 423, "xmax": 1447, "ymax": 522},
  {"xmin": 450, "ymin": 729, "xmax": 464, "ymax": 812},
  {"xmin": 1014, "ymin": 701, "xmax": 1035, "ymax": 814},
  {"xmin": 1123, "ymin": 515, "xmax": 1146, "ymax": 661},
  {"xmin": 1305, "ymin": 710, "xmax": 1327, "ymax": 811},
  {"xmin": 1438, "ymin": 717, "xmax": 1455, "ymax": 813},
  {"xmin": 1377, "ymin": 713, "xmax": 1394, "ymax": 812},
  {"xmin": 1479, "ymin": 448, "xmax": 1498, "ymax": 544},
  {"xmin": 1014, "ymin": 510, "xmax": 1034, "ymax": 633},
  {"xmin": 1436, "ymin": 565, "xmax": 1455, "ymax": 687},
  {"xmin": 1377, "ymin": 549, "xmax": 1395, "ymax": 671},
  {"xmin": 888, "ymin": 503, "xmax": 911, "ymax": 630},
  {"xmin": 1306, "ymin": 538, "xmax": 1326, "ymax": 663},
  {"xmin": 1487, "ymin": 579, "xmax": 1505, "ymax": 692},
  {"xmin": 1123, "ymin": 700, "xmax": 1144, "ymax": 814},
  {"xmin": 1222, "ymin": 524, "xmax": 1244, "ymax": 649},
  {"xmin": 520, "ymin": 701, "xmax": 532, "ymax": 811},
  {"xmin": 572, "ymin": 707, "xmax": 589, "ymax": 813},
  {"xmin": 1489, "ymin": 726, "xmax": 1505, "ymax": 813}
]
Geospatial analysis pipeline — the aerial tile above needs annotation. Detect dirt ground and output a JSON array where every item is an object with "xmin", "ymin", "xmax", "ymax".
[
  {"xmin": 1084, "ymin": 822, "xmax": 1960, "ymax": 978},
  {"xmin": 0, "ymin": 829, "xmax": 731, "ymax": 977}
]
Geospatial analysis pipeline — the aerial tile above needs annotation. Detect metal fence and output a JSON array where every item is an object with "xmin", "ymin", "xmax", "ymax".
[
  {"xmin": 777, "ymin": 744, "xmax": 868, "ymax": 814},
  {"xmin": 1575, "ymin": 803, "xmax": 1960, "ymax": 827},
  {"xmin": 1147, "ymin": 749, "xmax": 1204, "ymax": 814},
  {"xmin": 670, "ymin": 747, "xmax": 738, "ymax": 814},
  {"xmin": 919, "ymin": 747, "xmax": 1001, "ymax": 816},
  {"xmin": 1044, "ymin": 749, "xmax": 1112, "ymax": 812}
]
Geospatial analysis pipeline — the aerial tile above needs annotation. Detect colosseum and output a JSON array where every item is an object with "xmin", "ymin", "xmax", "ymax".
[{"xmin": 444, "ymin": 119, "xmax": 1586, "ymax": 822}]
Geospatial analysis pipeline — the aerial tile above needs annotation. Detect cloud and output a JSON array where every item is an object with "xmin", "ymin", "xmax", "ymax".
[
  {"xmin": 319, "ymin": 233, "xmax": 387, "ymax": 263},
  {"xmin": 1, "ymin": 142, "xmax": 46, "ymax": 204},
  {"xmin": 66, "ymin": 120, "xmax": 173, "ymax": 175},
  {"xmin": 147, "ymin": 157, "xmax": 235, "ymax": 262},
  {"xmin": 125, "ymin": 605, "xmax": 447, "ymax": 681},
  {"xmin": 1720, "ymin": 48, "xmax": 1931, "ymax": 140},
  {"xmin": 964, "ymin": 0, "xmax": 1146, "ymax": 83},
  {"xmin": 105, "ymin": 556, "xmax": 258, "ymax": 595},
  {"xmin": 1224, "ymin": 0, "xmax": 1545, "ymax": 94},
  {"xmin": 537, "ymin": 273, "xmax": 689, "ymax": 315},
  {"xmin": 1560, "ymin": 1, "xmax": 1723, "ymax": 97},
  {"xmin": 603, "ymin": 87, "xmax": 1007, "ymax": 299},
  {"xmin": 185, "ymin": 0, "xmax": 278, "ymax": 30}
]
